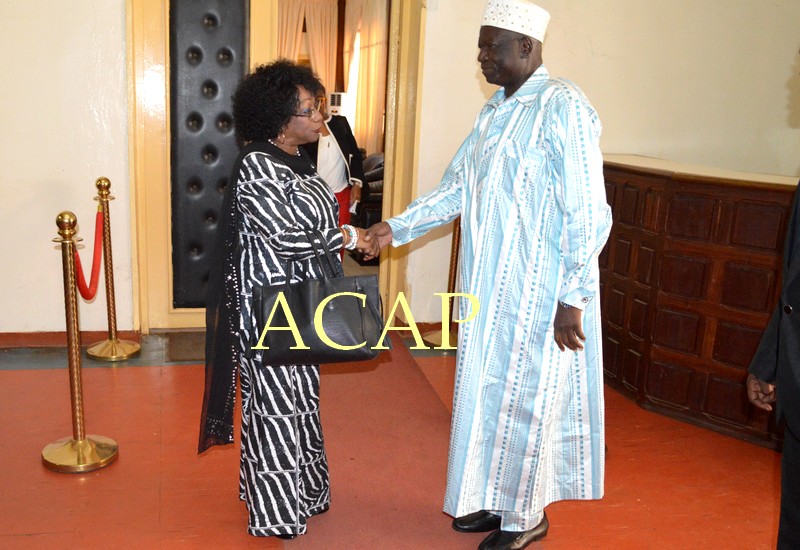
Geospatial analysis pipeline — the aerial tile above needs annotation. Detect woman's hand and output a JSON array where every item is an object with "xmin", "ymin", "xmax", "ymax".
[{"xmin": 350, "ymin": 185, "xmax": 362, "ymax": 203}]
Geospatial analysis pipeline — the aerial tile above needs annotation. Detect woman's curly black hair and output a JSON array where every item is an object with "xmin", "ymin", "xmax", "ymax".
[{"xmin": 232, "ymin": 59, "xmax": 323, "ymax": 144}]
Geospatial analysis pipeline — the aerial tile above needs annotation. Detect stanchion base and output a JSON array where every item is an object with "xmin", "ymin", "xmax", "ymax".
[
  {"xmin": 86, "ymin": 338, "xmax": 141, "ymax": 361},
  {"xmin": 42, "ymin": 435, "xmax": 119, "ymax": 474},
  {"xmin": 422, "ymin": 329, "xmax": 459, "ymax": 350}
]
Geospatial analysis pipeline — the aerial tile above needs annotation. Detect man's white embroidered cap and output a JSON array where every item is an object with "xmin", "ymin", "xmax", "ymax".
[{"xmin": 481, "ymin": 0, "xmax": 550, "ymax": 42}]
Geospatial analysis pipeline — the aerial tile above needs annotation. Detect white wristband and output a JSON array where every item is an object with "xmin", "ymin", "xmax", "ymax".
[{"xmin": 341, "ymin": 224, "xmax": 358, "ymax": 250}]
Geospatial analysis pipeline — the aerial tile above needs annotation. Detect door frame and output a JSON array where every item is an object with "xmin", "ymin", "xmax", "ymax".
[{"xmin": 127, "ymin": 0, "xmax": 420, "ymax": 331}]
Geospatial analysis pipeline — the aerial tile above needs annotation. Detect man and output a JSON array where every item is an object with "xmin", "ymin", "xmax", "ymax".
[
  {"xmin": 748, "ymin": 188, "xmax": 800, "ymax": 550},
  {"xmin": 365, "ymin": 1, "xmax": 611, "ymax": 548}
]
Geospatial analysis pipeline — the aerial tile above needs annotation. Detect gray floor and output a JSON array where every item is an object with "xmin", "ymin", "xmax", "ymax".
[
  {"xmin": 0, "ymin": 331, "xmax": 451, "ymax": 371},
  {"xmin": 0, "ymin": 333, "xmax": 196, "ymax": 371}
]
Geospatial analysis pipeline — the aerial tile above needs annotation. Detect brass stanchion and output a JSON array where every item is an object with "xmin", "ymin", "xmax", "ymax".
[
  {"xmin": 423, "ymin": 218, "xmax": 461, "ymax": 349},
  {"xmin": 42, "ymin": 212, "xmax": 119, "ymax": 473},
  {"xmin": 86, "ymin": 177, "xmax": 140, "ymax": 361}
]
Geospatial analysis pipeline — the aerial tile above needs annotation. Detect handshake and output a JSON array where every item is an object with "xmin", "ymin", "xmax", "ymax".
[{"xmin": 347, "ymin": 222, "xmax": 393, "ymax": 261}]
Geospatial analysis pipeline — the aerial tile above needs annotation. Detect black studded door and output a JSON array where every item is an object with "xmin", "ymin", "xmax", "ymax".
[{"xmin": 170, "ymin": 0, "xmax": 248, "ymax": 308}]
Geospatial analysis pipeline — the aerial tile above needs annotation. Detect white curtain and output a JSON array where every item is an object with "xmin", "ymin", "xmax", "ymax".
[
  {"xmin": 305, "ymin": 0, "xmax": 338, "ymax": 94},
  {"xmin": 354, "ymin": 0, "xmax": 388, "ymax": 154},
  {"xmin": 342, "ymin": 0, "xmax": 364, "ymax": 88},
  {"xmin": 277, "ymin": 0, "xmax": 305, "ymax": 61},
  {"xmin": 277, "ymin": 0, "xmax": 387, "ymax": 153}
]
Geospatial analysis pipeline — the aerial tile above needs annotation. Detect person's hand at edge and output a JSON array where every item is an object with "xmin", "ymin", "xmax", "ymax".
[
  {"xmin": 747, "ymin": 374, "xmax": 776, "ymax": 412},
  {"xmin": 554, "ymin": 302, "xmax": 585, "ymax": 351}
]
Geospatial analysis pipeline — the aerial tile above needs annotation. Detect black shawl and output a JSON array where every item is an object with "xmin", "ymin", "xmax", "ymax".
[{"xmin": 198, "ymin": 141, "xmax": 320, "ymax": 453}]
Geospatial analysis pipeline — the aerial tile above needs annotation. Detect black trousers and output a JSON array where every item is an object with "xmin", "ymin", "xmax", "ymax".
[{"xmin": 778, "ymin": 423, "xmax": 800, "ymax": 549}]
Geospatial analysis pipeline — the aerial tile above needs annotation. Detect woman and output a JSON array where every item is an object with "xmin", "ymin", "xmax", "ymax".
[
  {"xmin": 300, "ymin": 84, "xmax": 365, "ymax": 228},
  {"xmin": 199, "ymin": 59, "xmax": 375, "ymax": 539}
]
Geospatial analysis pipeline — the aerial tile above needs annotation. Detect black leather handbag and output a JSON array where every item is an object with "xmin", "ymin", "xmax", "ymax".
[{"xmin": 248, "ymin": 231, "xmax": 389, "ymax": 364}]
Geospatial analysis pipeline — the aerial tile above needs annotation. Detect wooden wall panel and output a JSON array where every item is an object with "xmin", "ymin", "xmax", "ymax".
[
  {"xmin": 730, "ymin": 201, "xmax": 785, "ymax": 250},
  {"xmin": 628, "ymin": 296, "xmax": 649, "ymax": 340},
  {"xmin": 601, "ymin": 161, "xmax": 795, "ymax": 448},
  {"xmin": 645, "ymin": 360, "xmax": 693, "ymax": 408},
  {"xmin": 600, "ymin": 169, "xmax": 668, "ymax": 404},
  {"xmin": 635, "ymin": 244, "xmax": 656, "ymax": 285},
  {"xmin": 652, "ymin": 309, "xmax": 703, "ymax": 355},
  {"xmin": 660, "ymin": 254, "xmax": 709, "ymax": 299},
  {"xmin": 711, "ymin": 321, "xmax": 765, "ymax": 369},
  {"xmin": 719, "ymin": 263, "xmax": 776, "ymax": 312},
  {"xmin": 666, "ymin": 193, "xmax": 716, "ymax": 241},
  {"xmin": 622, "ymin": 349, "xmax": 643, "ymax": 391},
  {"xmin": 703, "ymin": 375, "xmax": 753, "ymax": 425}
]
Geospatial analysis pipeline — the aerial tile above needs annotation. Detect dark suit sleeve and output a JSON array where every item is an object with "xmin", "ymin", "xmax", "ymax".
[
  {"xmin": 331, "ymin": 116, "xmax": 365, "ymax": 185},
  {"xmin": 749, "ymin": 186, "xmax": 800, "ymax": 383},
  {"xmin": 347, "ymin": 129, "xmax": 365, "ymax": 186},
  {"xmin": 749, "ymin": 305, "xmax": 780, "ymax": 383}
]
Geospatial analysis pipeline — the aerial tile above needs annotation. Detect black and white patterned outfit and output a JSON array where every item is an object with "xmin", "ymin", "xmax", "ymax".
[{"xmin": 200, "ymin": 141, "xmax": 344, "ymax": 538}]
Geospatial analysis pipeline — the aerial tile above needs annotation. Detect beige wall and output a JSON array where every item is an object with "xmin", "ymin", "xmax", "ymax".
[
  {"xmin": 1, "ymin": 0, "xmax": 799, "ymax": 332},
  {"xmin": 0, "ymin": 1, "xmax": 132, "ymax": 333},
  {"xmin": 405, "ymin": 0, "xmax": 800, "ymax": 321},
  {"xmin": 537, "ymin": 0, "xmax": 800, "ymax": 175}
]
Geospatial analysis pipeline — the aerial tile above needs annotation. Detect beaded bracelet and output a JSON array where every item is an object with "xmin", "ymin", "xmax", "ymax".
[
  {"xmin": 341, "ymin": 224, "xmax": 359, "ymax": 250},
  {"xmin": 344, "ymin": 224, "xmax": 359, "ymax": 249}
]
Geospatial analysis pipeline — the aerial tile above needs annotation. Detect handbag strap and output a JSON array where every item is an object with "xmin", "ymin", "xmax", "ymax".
[
  {"xmin": 276, "ymin": 160, "xmax": 342, "ymax": 281},
  {"xmin": 305, "ymin": 229, "xmax": 341, "ymax": 278},
  {"xmin": 285, "ymin": 229, "xmax": 340, "ymax": 283}
]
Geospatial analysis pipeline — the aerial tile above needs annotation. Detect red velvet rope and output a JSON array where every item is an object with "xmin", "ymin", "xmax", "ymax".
[{"xmin": 75, "ymin": 209, "xmax": 103, "ymax": 300}]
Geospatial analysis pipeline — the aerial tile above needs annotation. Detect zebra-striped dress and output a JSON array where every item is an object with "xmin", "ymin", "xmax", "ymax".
[{"xmin": 233, "ymin": 145, "xmax": 344, "ymax": 537}]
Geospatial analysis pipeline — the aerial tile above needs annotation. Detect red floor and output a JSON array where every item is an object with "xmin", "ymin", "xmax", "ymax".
[{"xmin": 0, "ymin": 342, "xmax": 782, "ymax": 549}]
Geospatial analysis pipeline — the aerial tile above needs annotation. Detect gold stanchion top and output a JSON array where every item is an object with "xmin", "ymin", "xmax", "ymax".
[
  {"xmin": 95, "ymin": 177, "xmax": 114, "ymax": 201},
  {"xmin": 55, "ymin": 211, "xmax": 77, "ymax": 240},
  {"xmin": 95, "ymin": 177, "xmax": 110, "ymax": 196}
]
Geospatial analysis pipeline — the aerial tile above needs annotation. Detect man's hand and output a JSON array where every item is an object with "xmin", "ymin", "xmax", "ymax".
[
  {"xmin": 362, "ymin": 222, "xmax": 393, "ymax": 260},
  {"xmin": 746, "ymin": 373, "xmax": 776, "ymax": 412},
  {"xmin": 554, "ymin": 303, "xmax": 585, "ymax": 351}
]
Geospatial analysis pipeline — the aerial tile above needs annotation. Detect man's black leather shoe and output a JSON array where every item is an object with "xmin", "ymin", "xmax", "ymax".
[
  {"xmin": 477, "ymin": 512, "xmax": 549, "ymax": 549},
  {"xmin": 452, "ymin": 510, "xmax": 502, "ymax": 532}
]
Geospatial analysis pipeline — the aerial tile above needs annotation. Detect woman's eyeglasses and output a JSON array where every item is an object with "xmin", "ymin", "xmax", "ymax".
[{"xmin": 293, "ymin": 97, "xmax": 326, "ymax": 118}]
